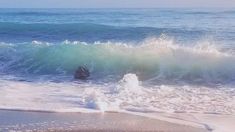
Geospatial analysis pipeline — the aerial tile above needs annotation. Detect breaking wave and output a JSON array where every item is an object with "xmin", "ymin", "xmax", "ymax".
[
  {"xmin": 0, "ymin": 22, "xmax": 205, "ymax": 42},
  {"xmin": 0, "ymin": 38, "xmax": 235, "ymax": 84}
]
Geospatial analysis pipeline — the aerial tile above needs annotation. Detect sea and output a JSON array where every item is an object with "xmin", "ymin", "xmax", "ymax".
[{"xmin": 0, "ymin": 8, "xmax": 234, "ymax": 114}]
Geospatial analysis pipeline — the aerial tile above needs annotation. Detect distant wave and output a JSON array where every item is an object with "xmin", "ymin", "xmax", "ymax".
[
  {"xmin": 170, "ymin": 10, "xmax": 235, "ymax": 15},
  {"xmin": 0, "ymin": 22, "xmax": 205, "ymax": 42},
  {"xmin": 0, "ymin": 9, "xmax": 234, "ymax": 16},
  {"xmin": 0, "ymin": 38, "xmax": 234, "ymax": 84},
  {"xmin": 0, "ymin": 10, "xmax": 138, "ymax": 16},
  {"xmin": 0, "ymin": 11, "xmax": 62, "ymax": 16}
]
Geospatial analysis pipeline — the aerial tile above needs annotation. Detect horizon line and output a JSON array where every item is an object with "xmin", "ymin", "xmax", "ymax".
[{"xmin": 0, "ymin": 7, "xmax": 234, "ymax": 9}]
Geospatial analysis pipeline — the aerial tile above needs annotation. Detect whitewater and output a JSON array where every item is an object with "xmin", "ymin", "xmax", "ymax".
[{"xmin": 0, "ymin": 38, "xmax": 234, "ymax": 114}]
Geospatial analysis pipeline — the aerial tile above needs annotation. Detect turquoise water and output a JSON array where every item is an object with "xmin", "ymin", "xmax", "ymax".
[{"xmin": 0, "ymin": 9, "xmax": 234, "ymax": 114}]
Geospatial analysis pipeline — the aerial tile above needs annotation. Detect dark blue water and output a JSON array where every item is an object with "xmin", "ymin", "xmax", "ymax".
[{"xmin": 0, "ymin": 8, "xmax": 234, "ymax": 44}]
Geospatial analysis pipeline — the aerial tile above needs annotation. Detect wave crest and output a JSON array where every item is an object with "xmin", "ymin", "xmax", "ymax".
[{"xmin": 0, "ymin": 38, "xmax": 234, "ymax": 83}]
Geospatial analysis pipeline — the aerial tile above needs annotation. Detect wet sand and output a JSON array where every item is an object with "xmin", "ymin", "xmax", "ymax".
[{"xmin": 0, "ymin": 110, "xmax": 208, "ymax": 132}]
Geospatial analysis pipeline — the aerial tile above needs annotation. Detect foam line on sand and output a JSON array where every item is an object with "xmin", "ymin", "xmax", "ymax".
[{"xmin": 0, "ymin": 110, "xmax": 208, "ymax": 132}]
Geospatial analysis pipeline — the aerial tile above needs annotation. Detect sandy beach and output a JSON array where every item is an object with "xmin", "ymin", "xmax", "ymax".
[
  {"xmin": 134, "ymin": 112, "xmax": 235, "ymax": 132},
  {"xmin": 0, "ymin": 110, "xmax": 208, "ymax": 132}
]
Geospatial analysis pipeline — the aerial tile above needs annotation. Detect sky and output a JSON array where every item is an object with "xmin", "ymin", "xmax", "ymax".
[{"xmin": 0, "ymin": 0, "xmax": 235, "ymax": 8}]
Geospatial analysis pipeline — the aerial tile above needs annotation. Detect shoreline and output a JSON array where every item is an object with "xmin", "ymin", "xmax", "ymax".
[{"xmin": 0, "ymin": 109, "xmax": 208, "ymax": 132}]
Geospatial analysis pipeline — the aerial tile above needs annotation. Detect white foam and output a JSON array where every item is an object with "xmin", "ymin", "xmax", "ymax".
[
  {"xmin": 2, "ymin": 74, "xmax": 235, "ymax": 132},
  {"xmin": 115, "ymin": 73, "xmax": 142, "ymax": 94},
  {"xmin": 83, "ymin": 89, "xmax": 108, "ymax": 112},
  {"xmin": 0, "ymin": 74, "xmax": 234, "ymax": 114}
]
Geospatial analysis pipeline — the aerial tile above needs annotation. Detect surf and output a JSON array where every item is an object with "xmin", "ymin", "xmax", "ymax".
[{"xmin": 0, "ymin": 37, "xmax": 234, "ymax": 84}]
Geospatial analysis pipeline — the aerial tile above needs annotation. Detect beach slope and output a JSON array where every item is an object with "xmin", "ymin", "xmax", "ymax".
[{"xmin": 0, "ymin": 110, "xmax": 208, "ymax": 132}]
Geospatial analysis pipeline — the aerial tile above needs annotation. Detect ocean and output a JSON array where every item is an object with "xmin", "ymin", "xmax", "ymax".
[{"xmin": 0, "ymin": 8, "xmax": 234, "ymax": 114}]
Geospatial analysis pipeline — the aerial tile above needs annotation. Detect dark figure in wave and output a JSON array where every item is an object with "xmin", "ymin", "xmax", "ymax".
[{"xmin": 74, "ymin": 66, "xmax": 90, "ymax": 80}]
